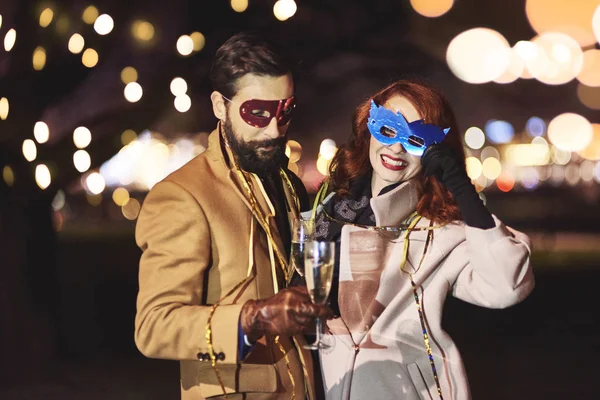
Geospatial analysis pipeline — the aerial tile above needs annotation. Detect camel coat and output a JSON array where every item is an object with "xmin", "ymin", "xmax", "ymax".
[
  {"xmin": 135, "ymin": 128, "xmax": 316, "ymax": 400},
  {"xmin": 318, "ymin": 180, "xmax": 534, "ymax": 400}
]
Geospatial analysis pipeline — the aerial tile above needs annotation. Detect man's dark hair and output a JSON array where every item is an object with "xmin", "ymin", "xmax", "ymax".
[{"xmin": 210, "ymin": 32, "xmax": 293, "ymax": 99}]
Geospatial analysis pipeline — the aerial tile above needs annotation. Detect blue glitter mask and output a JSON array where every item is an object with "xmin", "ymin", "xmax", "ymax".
[{"xmin": 367, "ymin": 100, "xmax": 450, "ymax": 156}]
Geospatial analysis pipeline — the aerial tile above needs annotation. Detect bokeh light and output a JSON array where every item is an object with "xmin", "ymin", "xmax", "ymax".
[
  {"xmin": 547, "ymin": 113, "xmax": 593, "ymax": 152},
  {"xmin": 594, "ymin": 5, "xmax": 600, "ymax": 45},
  {"xmin": 122, "ymin": 198, "xmax": 141, "ymax": 220},
  {"xmin": 273, "ymin": 0, "xmax": 297, "ymax": 21},
  {"xmin": 496, "ymin": 171, "xmax": 515, "ymax": 192},
  {"xmin": 410, "ymin": 0, "xmax": 454, "ymax": 18},
  {"xmin": 82, "ymin": 6, "xmax": 99, "ymax": 24},
  {"xmin": 464, "ymin": 126, "xmax": 485, "ymax": 149},
  {"xmin": 86, "ymin": 172, "xmax": 106, "ymax": 195},
  {"xmin": 465, "ymin": 157, "xmax": 483, "ymax": 179},
  {"xmin": 73, "ymin": 150, "xmax": 92, "ymax": 172},
  {"xmin": 121, "ymin": 66, "xmax": 138, "ymax": 84},
  {"xmin": 484, "ymin": 120, "xmax": 514, "ymax": 144},
  {"xmin": 577, "ymin": 83, "xmax": 600, "ymax": 110},
  {"xmin": 231, "ymin": 0, "xmax": 249, "ymax": 13},
  {"xmin": 132, "ymin": 20, "xmax": 154, "ymax": 41},
  {"xmin": 94, "ymin": 14, "xmax": 114, "ymax": 35},
  {"xmin": 446, "ymin": 28, "xmax": 510, "ymax": 84},
  {"xmin": 0, "ymin": 97, "xmax": 8, "ymax": 120},
  {"xmin": 68, "ymin": 33, "xmax": 85, "ymax": 54},
  {"xmin": 32, "ymin": 46, "xmax": 46, "ymax": 70},
  {"xmin": 39, "ymin": 8, "xmax": 54, "ymax": 28},
  {"xmin": 22, "ymin": 139, "xmax": 37, "ymax": 162},
  {"xmin": 35, "ymin": 164, "xmax": 51, "ymax": 190},
  {"xmin": 482, "ymin": 157, "xmax": 502, "ymax": 180},
  {"xmin": 577, "ymin": 50, "xmax": 600, "ymax": 87},
  {"xmin": 520, "ymin": 167, "xmax": 540, "ymax": 190},
  {"xmin": 34, "ymin": 121, "xmax": 50, "ymax": 143},
  {"xmin": 73, "ymin": 126, "xmax": 92, "ymax": 149},
  {"xmin": 529, "ymin": 32, "xmax": 583, "ymax": 85},
  {"xmin": 526, "ymin": 116, "xmax": 546, "ymax": 137},
  {"xmin": 319, "ymin": 139, "xmax": 337, "ymax": 160},
  {"xmin": 3, "ymin": 165, "xmax": 15, "ymax": 187},
  {"xmin": 170, "ymin": 77, "xmax": 188, "ymax": 96},
  {"xmin": 174, "ymin": 95, "xmax": 192, "ymax": 112},
  {"xmin": 82, "ymin": 48, "xmax": 99, "ymax": 68},
  {"xmin": 190, "ymin": 32, "xmax": 206, "ymax": 51},
  {"xmin": 578, "ymin": 124, "xmax": 600, "ymax": 161},
  {"xmin": 526, "ymin": 0, "xmax": 599, "ymax": 47},
  {"xmin": 113, "ymin": 187, "xmax": 130, "ymax": 206},
  {"xmin": 4, "ymin": 28, "xmax": 16, "ymax": 51},
  {"xmin": 121, "ymin": 129, "xmax": 137, "ymax": 146},
  {"xmin": 176, "ymin": 35, "xmax": 194, "ymax": 56},
  {"xmin": 124, "ymin": 82, "xmax": 143, "ymax": 103},
  {"xmin": 286, "ymin": 140, "xmax": 302, "ymax": 163}
]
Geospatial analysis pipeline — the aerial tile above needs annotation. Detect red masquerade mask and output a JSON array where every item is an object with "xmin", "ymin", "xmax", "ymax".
[{"xmin": 223, "ymin": 96, "xmax": 296, "ymax": 128}]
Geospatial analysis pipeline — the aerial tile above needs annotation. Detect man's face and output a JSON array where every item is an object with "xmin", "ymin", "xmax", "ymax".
[{"xmin": 222, "ymin": 73, "xmax": 294, "ymax": 175}]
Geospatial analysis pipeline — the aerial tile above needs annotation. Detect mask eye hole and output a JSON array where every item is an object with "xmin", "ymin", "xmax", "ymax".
[
  {"xmin": 380, "ymin": 126, "xmax": 397, "ymax": 138},
  {"xmin": 251, "ymin": 109, "xmax": 270, "ymax": 118},
  {"xmin": 407, "ymin": 135, "xmax": 425, "ymax": 147}
]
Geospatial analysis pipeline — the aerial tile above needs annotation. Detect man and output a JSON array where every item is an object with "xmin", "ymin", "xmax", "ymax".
[{"xmin": 134, "ymin": 32, "xmax": 331, "ymax": 400}]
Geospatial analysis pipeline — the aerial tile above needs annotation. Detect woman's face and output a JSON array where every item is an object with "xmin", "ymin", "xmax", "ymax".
[{"xmin": 369, "ymin": 95, "xmax": 423, "ymax": 196}]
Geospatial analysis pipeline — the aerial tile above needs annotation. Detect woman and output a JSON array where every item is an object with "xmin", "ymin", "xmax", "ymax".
[{"xmin": 312, "ymin": 80, "xmax": 534, "ymax": 400}]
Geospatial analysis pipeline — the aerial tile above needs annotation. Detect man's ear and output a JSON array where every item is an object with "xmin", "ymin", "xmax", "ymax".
[{"xmin": 210, "ymin": 91, "xmax": 227, "ymax": 121}]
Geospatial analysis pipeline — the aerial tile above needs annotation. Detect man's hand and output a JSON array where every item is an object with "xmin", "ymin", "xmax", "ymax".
[{"xmin": 240, "ymin": 286, "xmax": 333, "ymax": 342}]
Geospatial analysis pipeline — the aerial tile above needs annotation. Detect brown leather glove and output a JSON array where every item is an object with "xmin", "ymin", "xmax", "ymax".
[{"xmin": 240, "ymin": 286, "xmax": 333, "ymax": 342}]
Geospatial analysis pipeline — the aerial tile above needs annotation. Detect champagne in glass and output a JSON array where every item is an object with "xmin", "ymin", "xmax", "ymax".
[
  {"xmin": 303, "ymin": 241, "xmax": 336, "ymax": 350},
  {"xmin": 290, "ymin": 218, "xmax": 314, "ymax": 277}
]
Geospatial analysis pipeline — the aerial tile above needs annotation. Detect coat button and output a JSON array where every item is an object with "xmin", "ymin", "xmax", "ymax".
[
  {"xmin": 196, "ymin": 352, "xmax": 205, "ymax": 361},
  {"xmin": 217, "ymin": 352, "xmax": 225, "ymax": 361}
]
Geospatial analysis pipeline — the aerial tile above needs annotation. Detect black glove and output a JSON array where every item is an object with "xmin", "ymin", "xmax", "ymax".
[{"xmin": 421, "ymin": 144, "xmax": 495, "ymax": 229}]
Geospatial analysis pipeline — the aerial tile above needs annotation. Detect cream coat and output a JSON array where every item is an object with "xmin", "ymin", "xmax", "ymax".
[
  {"xmin": 318, "ymin": 180, "xmax": 534, "ymax": 400},
  {"xmin": 135, "ymin": 128, "xmax": 316, "ymax": 400}
]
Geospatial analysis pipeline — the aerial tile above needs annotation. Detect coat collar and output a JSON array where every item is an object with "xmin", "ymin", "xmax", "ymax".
[{"xmin": 370, "ymin": 179, "xmax": 420, "ymax": 227}]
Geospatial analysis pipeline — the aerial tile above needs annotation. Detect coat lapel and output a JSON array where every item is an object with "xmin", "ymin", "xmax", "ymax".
[{"xmin": 207, "ymin": 128, "xmax": 292, "ymax": 290}]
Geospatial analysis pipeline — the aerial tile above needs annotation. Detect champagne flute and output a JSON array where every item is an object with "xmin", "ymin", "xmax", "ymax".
[
  {"xmin": 303, "ymin": 241, "xmax": 336, "ymax": 350},
  {"xmin": 290, "ymin": 218, "xmax": 314, "ymax": 277}
]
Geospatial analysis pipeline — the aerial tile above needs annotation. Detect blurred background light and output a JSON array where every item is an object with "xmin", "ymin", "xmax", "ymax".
[
  {"xmin": 34, "ymin": 121, "xmax": 50, "ymax": 143},
  {"xmin": 73, "ymin": 150, "xmax": 92, "ymax": 173},
  {"xmin": 231, "ymin": 0, "xmax": 249, "ymax": 13},
  {"xmin": 526, "ymin": 116, "xmax": 546, "ymax": 137},
  {"xmin": 94, "ymin": 14, "xmax": 114, "ymax": 35},
  {"xmin": 132, "ymin": 20, "xmax": 154, "ymax": 41},
  {"xmin": 464, "ymin": 126, "xmax": 485, "ymax": 149},
  {"xmin": 121, "ymin": 67, "xmax": 138, "ymax": 84},
  {"xmin": 0, "ymin": 97, "xmax": 8, "ymax": 120},
  {"xmin": 446, "ymin": 28, "xmax": 510, "ymax": 84},
  {"xmin": 124, "ymin": 82, "xmax": 143, "ymax": 103},
  {"xmin": 174, "ymin": 95, "xmax": 191, "ymax": 112},
  {"xmin": 190, "ymin": 32, "xmax": 206, "ymax": 51},
  {"xmin": 82, "ymin": 48, "xmax": 99, "ymax": 68},
  {"xmin": 170, "ymin": 77, "xmax": 188, "ymax": 96},
  {"xmin": 68, "ymin": 33, "xmax": 85, "ymax": 54},
  {"xmin": 4, "ymin": 28, "xmax": 16, "ymax": 51},
  {"xmin": 410, "ymin": 0, "xmax": 454, "ymax": 18},
  {"xmin": 32, "ymin": 46, "xmax": 47, "ymax": 70},
  {"xmin": 548, "ymin": 113, "xmax": 593, "ymax": 152},
  {"xmin": 319, "ymin": 139, "xmax": 337, "ymax": 160},
  {"xmin": 526, "ymin": 0, "xmax": 600, "ymax": 47},
  {"xmin": 484, "ymin": 120, "xmax": 514, "ymax": 144},
  {"xmin": 35, "ymin": 164, "xmax": 51, "ymax": 190},
  {"xmin": 82, "ymin": 6, "xmax": 99, "ymax": 24},
  {"xmin": 39, "ymin": 8, "xmax": 54, "ymax": 28},
  {"xmin": 73, "ymin": 127, "xmax": 92, "ymax": 149},
  {"xmin": 273, "ymin": 0, "xmax": 298, "ymax": 21},
  {"xmin": 22, "ymin": 139, "xmax": 37, "ymax": 162},
  {"xmin": 176, "ymin": 35, "xmax": 194, "ymax": 56},
  {"xmin": 577, "ymin": 50, "xmax": 600, "ymax": 87}
]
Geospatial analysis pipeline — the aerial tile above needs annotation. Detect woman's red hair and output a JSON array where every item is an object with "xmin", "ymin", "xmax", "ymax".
[{"xmin": 328, "ymin": 79, "xmax": 465, "ymax": 225}]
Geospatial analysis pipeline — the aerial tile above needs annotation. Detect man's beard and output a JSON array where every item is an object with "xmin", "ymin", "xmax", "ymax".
[{"xmin": 223, "ymin": 116, "xmax": 287, "ymax": 176}]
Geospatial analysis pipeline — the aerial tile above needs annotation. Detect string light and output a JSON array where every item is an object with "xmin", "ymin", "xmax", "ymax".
[{"xmin": 68, "ymin": 33, "xmax": 85, "ymax": 54}]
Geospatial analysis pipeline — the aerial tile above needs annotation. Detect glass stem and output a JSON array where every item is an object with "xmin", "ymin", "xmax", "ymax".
[{"xmin": 315, "ymin": 317, "xmax": 322, "ymax": 345}]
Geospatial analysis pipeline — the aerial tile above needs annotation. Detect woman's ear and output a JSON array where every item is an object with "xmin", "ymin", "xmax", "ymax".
[{"xmin": 210, "ymin": 91, "xmax": 226, "ymax": 121}]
